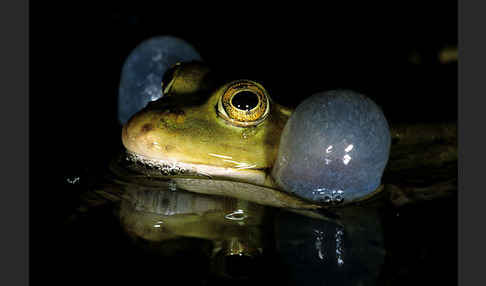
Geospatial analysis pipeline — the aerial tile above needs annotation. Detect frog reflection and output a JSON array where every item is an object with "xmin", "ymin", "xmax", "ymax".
[
  {"xmin": 116, "ymin": 180, "xmax": 385, "ymax": 283},
  {"xmin": 117, "ymin": 182, "xmax": 267, "ymax": 278}
]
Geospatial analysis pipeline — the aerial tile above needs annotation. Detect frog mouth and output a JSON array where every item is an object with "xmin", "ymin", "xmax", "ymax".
[
  {"xmin": 117, "ymin": 150, "xmax": 322, "ymax": 210},
  {"xmin": 125, "ymin": 151, "xmax": 194, "ymax": 177},
  {"xmin": 123, "ymin": 150, "xmax": 269, "ymax": 187}
]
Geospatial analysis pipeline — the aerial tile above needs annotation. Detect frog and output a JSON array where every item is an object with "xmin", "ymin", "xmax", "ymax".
[
  {"xmin": 119, "ymin": 61, "xmax": 382, "ymax": 209},
  {"xmin": 70, "ymin": 35, "xmax": 456, "ymax": 222},
  {"xmin": 113, "ymin": 36, "xmax": 457, "ymax": 213}
]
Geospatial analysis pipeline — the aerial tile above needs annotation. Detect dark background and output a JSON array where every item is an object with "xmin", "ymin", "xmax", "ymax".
[
  {"xmin": 31, "ymin": 1, "xmax": 457, "ymax": 171},
  {"xmin": 30, "ymin": 1, "xmax": 457, "ymax": 285}
]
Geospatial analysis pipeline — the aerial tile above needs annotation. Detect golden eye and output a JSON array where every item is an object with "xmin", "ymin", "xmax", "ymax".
[{"xmin": 217, "ymin": 80, "xmax": 271, "ymax": 127}]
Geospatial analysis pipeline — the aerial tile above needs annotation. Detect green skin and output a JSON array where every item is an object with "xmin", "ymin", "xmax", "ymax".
[{"xmin": 122, "ymin": 80, "xmax": 289, "ymax": 175}]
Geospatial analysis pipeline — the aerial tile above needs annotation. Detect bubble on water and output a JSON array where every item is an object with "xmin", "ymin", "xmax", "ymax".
[{"xmin": 312, "ymin": 188, "xmax": 345, "ymax": 205}]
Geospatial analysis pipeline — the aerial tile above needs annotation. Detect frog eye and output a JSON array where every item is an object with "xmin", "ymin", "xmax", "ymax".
[{"xmin": 217, "ymin": 80, "xmax": 271, "ymax": 127}]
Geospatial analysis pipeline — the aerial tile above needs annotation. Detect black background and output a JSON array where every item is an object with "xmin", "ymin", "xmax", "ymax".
[{"xmin": 30, "ymin": 1, "xmax": 457, "ymax": 285}]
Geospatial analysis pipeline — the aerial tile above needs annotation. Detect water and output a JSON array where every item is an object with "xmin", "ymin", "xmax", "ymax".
[{"xmin": 48, "ymin": 162, "xmax": 456, "ymax": 286}]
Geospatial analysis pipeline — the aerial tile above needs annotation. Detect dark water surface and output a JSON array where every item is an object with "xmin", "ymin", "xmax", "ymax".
[
  {"xmin": 44, "ymin": 178, "xmax": 457, "ymax": 286},
  {"xmin": 31, "ymin": 2, "xmax": 457, "ymax": 285}
]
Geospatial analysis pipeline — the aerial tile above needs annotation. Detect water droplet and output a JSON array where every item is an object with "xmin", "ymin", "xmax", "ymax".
[
  {"xmin": 323, "ymin": 195, "xmax": 332, "ymax": 203},
  {"xmin": 168, "ymin": 181, "xmax": 177, "ymax": 191},
  {"xmin": 333, "ymin": 194, "xmax": 344, "ymax": 204},
  {"xmin": 225, "ymin": 209, "xmax": 247, "ymax": 221},
  {"xmin": 66, "ymin": 176, "xmax": 80, "ymax": 184}
]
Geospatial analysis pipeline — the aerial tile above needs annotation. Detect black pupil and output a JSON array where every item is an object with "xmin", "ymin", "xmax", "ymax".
[{"xmin": 231, "ymin": 91, "xmax": 259, "ymax": 111}]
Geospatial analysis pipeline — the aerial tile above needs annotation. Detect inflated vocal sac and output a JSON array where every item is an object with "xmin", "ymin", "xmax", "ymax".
[{"xmin": 272, "ymin": 90, "xmax": 391, "ymax": 204}]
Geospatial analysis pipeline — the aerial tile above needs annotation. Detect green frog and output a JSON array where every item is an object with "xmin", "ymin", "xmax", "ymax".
[
  {"xmin": 118, "ymin": 58, "xmax": 401, "ymax": 212},
  {"xmin": 121, "ymin": 61, "xmax": 327, "ymax": 209},
  {"xmin": 112, "ymin": 36, "xmax": 457, "ymax": 212}
]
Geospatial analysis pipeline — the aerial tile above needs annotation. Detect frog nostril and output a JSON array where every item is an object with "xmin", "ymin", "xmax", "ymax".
[
  {"xmin": 231, "ymin": 91, "xmax": 259, "ymax": 111},
  {"xmin": 141, "ymin": 123, "xmax": 154, "ymax": 133}
]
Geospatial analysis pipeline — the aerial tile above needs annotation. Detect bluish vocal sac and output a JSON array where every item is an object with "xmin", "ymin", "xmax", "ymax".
[
  {"xmin": 272, "ymin": 90, "xmax": 391, "ymax": 204},
  {"xmin": 118, "ymin": 36, "xmax": 202, "ymax": 125}
]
